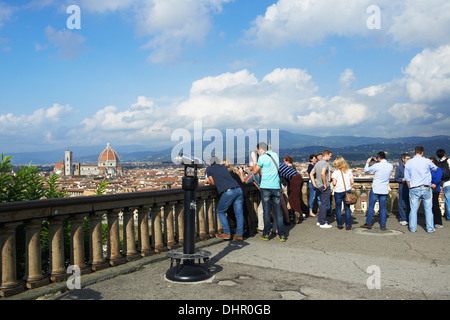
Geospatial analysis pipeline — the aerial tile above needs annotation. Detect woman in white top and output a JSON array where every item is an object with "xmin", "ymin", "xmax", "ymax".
[{"xmin": 331, "ymin": 157, "xmax": 354, "ymax": 230}]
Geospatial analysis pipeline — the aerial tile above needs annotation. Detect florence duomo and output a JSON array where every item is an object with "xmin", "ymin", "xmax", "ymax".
[{"xmin": 53, "ymin": 142, "xmax": 122, "ymax": 178}]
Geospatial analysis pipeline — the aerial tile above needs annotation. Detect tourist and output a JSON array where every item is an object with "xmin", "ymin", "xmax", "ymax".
[
  {"xmin": 279, "ymin": 160, "xmax": 304, "ymax": 223},
  {"xmin": 238, "ymin": 160, "xmax": 263, "ymax": 233},
  {"xmin": 429, "ymin": 157, "xmax": 443, "ymax": 228},
  {"xmin": 360, "ymin": 151, "xmax": 393, "ymax": 231},
  {"xmin": 206, "ymin": 156, "xmax": 244, "ymax": 241},
  {"xmin": 436, "ymin": 149, "xmax": 450, "ymax": 221},
  {"xmin": 394, "ymin": 153, "xmax": 411, "ymax": 226},
  {"xmin": 331, "ymin": 157, "xmax": 354, "ymax": 230},
  {"xmin": 307, "ymin": 154, "xmax": 318, "ymax": 217},
  {"xmin": 283, "ymin": 156, "xmax": 296, "ymax": 169},
  {"xmin": 253, "ymin": 142, "xmax": 287, "ymax": 242},
  {"xmin": 309, "ymin": 149, "xmax": 333, "ymax": 228},
  {"xmin": 404, "ymin": 146, "xmax": 438, "ymax": 233}
]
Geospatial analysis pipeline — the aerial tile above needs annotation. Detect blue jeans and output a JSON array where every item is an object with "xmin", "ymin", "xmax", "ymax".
[
  {"xmin": 308, "ymin": 182, "xmax": 320, "ymax": 211},
  {"xmin": 217, "ymin": 187, "xmax": 244, "ymax": 236},
  {"xmin": 444, "ymin": 185, "xmax": 450, "ymax": 220},
  {"xmin": 409, "ymin": 186, "xmax": 434, "ymax": 233},
  {"xmin": 260, "ymin": 188, "xmax": 285, "ymax": 237},
  {"xmin": 365, "ymin": 189, "xmax": 387, "ymax": 228},
  {"xmin": 398, "ymin": 183, "xmax": 410, "ymax": 222},
  {"xmin": 317, "ymin": 186, "xmax": 331, "ymax": 225},
  {"xmin": 334, "ymin": 190, "xmax": 352, "ymax": 227}
]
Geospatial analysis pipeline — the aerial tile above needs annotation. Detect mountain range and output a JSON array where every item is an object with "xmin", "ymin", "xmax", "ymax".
[{"xmin": 5, "ymin": 131, "xmax": 450, "ymax": 165}]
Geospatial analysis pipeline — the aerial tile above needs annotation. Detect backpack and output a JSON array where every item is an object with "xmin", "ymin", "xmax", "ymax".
[{"xmin": 437, "ymin": 158, "xmax": 450, "ymax": 183}]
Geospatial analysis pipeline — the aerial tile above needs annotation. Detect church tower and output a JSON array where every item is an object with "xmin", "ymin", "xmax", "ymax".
[{"xmin": 64, "ymin": 150, "xmax": 73, "ymax": 176}]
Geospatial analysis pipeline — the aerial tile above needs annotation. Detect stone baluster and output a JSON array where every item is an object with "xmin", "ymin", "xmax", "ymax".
[
  {"xmin": 123, "ymin": 207, "xmax": 140, "ymax": 261},
  {"xmin": 215, "ymin": 195, "xmax": 223, "ymax": 233},
  {"xmin": 90, "ymin": 211, "xmax": 109, "ymax": 271},
  {"xmin": 107, "ymin": 209, "xmax": 126, "ymax": 266},
  {"xmin": 165, "ymin": 202, "xmax": 178, "ymax": 249},
  {"xmin": 70, "ymin": 214, "xmax": 90, "ymax": 275},
  {"xmin": 137, "ymin": 206, "xmax": 153, "ymax": 257},
  {"xmin": 206, "ymin": 198, "xmax": 215, "ymax": 237},
  {"xmin": 24, "ymin": 219, "xmax": 49, "ymax": 289},
  {"xmin": 353, "ymin": 185, "xmax": 364, "ymax": 214},
  {"xmin": 152, "ymin": 205, "xmax": 166, "ymax": 253},
  {"xmin": 301, "ymin": 182, "xmax": 309, "ymax": 211},
  {"xmin": 0, "ymin": 222, "xmax": 24, "ymax": 297},
  {"xmin": 49, "ymin": 216, "xmax": 68, "ymax": 282},
  {"xmin": 197, "ymin": 199, "xmax": 208, "ymax": 240},
  {"xmin": 390, "ymin": 185, "xmax": 399, "ymax": 215}
]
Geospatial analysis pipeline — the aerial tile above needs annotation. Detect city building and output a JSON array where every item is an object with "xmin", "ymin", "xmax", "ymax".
[{"xmin": 54, "ymin": 142, "xmax": 122, "ymax": 178}]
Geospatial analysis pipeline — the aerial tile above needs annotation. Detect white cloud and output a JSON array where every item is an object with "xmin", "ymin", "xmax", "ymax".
[
  {"xmin": 246, "ymin": 0, "xmax": 450, "ymax": 48},
  {"xmin": 136, "ymin": 0, "xmax": 232, "ymax": 63},
  {"xmin": 339, "ymin": 69, "xmax": 356, "ymax": 89},
  {"xmin": 0, "ymin": 104, "xmax": 74, "ymax": 150},
  {"xmin": 402, "ymin": 45, "xmax": 450, "ymax": 104},
  {"xmin": 44, "ymin": 26, "xmax": 87, "ymax": 60},
  {"xmin": 70, "ymin": 0, "xmax": 232, "ymax": 64}
]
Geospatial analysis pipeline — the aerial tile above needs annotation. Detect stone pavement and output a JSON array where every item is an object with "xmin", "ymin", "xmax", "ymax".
[{"xmin": 10, "ymin": 213, "xmax": 450, "ymax": 301}]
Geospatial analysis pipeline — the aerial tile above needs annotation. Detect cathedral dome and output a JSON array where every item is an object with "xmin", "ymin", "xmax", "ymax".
[{"xmin": 98, "ymin": 142, "xmax": 120, "ymax": 163}]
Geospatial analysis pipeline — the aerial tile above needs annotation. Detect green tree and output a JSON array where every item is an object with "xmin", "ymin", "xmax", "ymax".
[{"xmin": 95, "ymin": 180, "xmax": 109, "ymax": 195}]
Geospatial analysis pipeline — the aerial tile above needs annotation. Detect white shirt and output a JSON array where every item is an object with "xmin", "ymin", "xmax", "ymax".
[
  {"xmin": 364, "ymin": 159, "xmax": 394, "ymax": 195},
  {"xmin": 332, "ymin": 169, "xmax": 353, "ymax": 193}
]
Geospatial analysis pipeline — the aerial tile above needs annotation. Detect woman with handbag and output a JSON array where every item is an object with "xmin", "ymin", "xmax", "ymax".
[{"xmin": 331, "ymin": 157, "xmax": 355, "ymax": 230}]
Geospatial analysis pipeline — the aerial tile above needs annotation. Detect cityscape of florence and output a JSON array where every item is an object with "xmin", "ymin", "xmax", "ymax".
[{"xmin": 1, "ymin": 0, "xmax": 450, "ymax": 304}]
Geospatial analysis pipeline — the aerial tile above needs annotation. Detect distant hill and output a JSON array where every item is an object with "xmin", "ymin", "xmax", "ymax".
[{"xmin": 5, "ymin": 132, "xmax": 450, "ymax": 165}]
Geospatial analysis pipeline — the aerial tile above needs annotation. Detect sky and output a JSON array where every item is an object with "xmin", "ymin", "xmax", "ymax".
[{"xmin": 0, "ymin": 0, "xmax": 449, "ymax": 153}]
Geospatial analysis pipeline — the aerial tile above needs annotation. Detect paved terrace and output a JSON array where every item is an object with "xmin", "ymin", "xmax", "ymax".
[{"xmin": 1, "ymin": 179, "xmax": 449, "ymax": 301}]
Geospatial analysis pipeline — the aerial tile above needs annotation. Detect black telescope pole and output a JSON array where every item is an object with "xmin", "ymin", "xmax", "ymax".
[
  {"xmin": 165, "ymin": 160, "xmax": 212, "ymax": 282},
  {"xmin": 183, "ymin": 164, "xmax": 197, "ymax": 262}
]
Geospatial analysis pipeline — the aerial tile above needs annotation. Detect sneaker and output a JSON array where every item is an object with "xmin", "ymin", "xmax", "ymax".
[
  {"xmin": 319, "ymin": 223, "xmax": 332, "ymax": 229},
  {"xmin": 435, "ymin": 224, "xmax": 443, "ymax": 229},
  {"xmin": 279, "ymin": 235, "xmax": 287, "ymax": 242},
  {"xmin": 399, "ymin": 221, "xmax": 408, "ymax": 226},
  {"xmin": 259, "ymin": 235, "xmax": 269, "ymax": 241}
]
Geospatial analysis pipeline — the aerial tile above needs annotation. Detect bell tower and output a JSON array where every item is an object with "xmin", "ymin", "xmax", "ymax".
[{"xmin": 64, "ymin": 150, "xmax": 73, "ymax": 176}]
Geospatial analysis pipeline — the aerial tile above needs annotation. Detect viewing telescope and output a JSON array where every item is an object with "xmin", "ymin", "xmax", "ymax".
[{"xmin": 165, "ymin": 152, "xmax": 212, "ymax": 283}]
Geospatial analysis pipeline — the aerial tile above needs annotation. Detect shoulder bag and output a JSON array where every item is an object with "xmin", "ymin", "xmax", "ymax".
[{"xmin": 341, "ymin": 170, "xmax": 357, "ymax": 205}]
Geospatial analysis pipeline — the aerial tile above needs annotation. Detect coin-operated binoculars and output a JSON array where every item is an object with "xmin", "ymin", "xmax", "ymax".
[{"xmin": 165, "ymin": 153, "xmax": 213, "ymax": 283}]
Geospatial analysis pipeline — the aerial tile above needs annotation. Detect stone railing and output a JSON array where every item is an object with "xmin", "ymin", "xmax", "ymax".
[{"xmin": 0, "ymin": 177, "xmax": 404, "ymax": 298}]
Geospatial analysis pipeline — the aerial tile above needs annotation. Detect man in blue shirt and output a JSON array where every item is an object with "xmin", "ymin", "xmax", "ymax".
[
  {"xmin": 253, "ymin": 142, "xmax": 286, "ymax": 242},
  {"xmin": 404, "ymin": 146, "xmax": 438, "ymax": 233},
  {"xmin": 394, "ymin": 153, "xmax": 411, "ymax": 225},
  {"xmin": 361, "ymin": 151, "xmax": 393, "ymax": 231}
]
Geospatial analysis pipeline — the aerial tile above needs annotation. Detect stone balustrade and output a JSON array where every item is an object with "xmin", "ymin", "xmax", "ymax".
[{"xmin": 0, "ymin": 178, "xmax": 405, "ymax": 298}]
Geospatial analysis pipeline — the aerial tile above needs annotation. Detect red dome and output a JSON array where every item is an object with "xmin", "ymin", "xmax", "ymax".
[{"xmin": 98, "ymin": 143, "xmax": 120, "ymax": 162}]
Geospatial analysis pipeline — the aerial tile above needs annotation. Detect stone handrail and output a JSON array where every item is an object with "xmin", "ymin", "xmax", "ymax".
[{"xmin": 0, "ymin": 178, "xmax": 401, "ymax": 297}]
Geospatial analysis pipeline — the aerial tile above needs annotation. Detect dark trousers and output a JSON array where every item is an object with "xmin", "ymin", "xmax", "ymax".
[
  {"xmin": 288, "ymin": 174, "xmax": 304, "ymax": 216},
  {"xmin": 432, "ymin": 191, "xmax": 443, "ymax": 225},
  {"xmin": 318, "ymin": 186, "xmax": 331, "ymax": 225}
]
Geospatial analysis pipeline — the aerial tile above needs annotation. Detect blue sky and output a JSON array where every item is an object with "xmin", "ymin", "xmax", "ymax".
[{"xmin": 1, "ymin": 0, "xmax": 449, "ymax": 153}]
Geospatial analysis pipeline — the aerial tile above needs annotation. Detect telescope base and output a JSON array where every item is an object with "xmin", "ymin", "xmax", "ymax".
[{"xmin": 165, "ymin": 249, "xmax": 213, "ymax": 283}]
